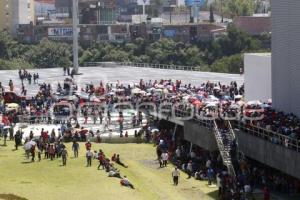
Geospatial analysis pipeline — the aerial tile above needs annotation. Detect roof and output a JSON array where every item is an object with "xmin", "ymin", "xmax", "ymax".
[
  {"xmin": 233, "ymin": 16, "xmax": 271, "ymax": 35},
  {"xmin": 35, "ymin": 0, "xmax": 55, "ymax": 3}
]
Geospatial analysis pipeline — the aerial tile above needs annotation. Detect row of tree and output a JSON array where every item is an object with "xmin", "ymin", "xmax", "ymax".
[
  {"xmin": 0, "ymin": 32, "xmax": 71, "ymax": 70},
  {"xmin": 211, "ymin": 0, "xmax": 270, "ymax": 18},
  {"xmin": 79, "ymin": 24, "xmax": 269, "ymax": 73},
  {"xmin": 0, "ymin": 24, "xmax": 270, "ymax": 73}
]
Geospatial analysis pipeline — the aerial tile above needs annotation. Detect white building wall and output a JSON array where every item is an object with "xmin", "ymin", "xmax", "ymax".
[
  {"xmin": 11, "ymin": 0, "xmax": 34, "ymax": 36},
  {"xmin": 244, "ymin": 53, "xmax": 271, "ymax": 102},
  {"xmin": 176, "ymin": 0, "xmax": 185, "ymax": 6},
  {"xmin": 272, "ymin": 0, "xmax": 300, "ymax": 117}
]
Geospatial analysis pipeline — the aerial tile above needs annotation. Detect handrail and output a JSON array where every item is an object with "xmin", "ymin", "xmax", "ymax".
[
  {"xmin": 83, "ymin": 61, "xmax": 199, "ymax": 71},
  {"xmin": 14, "ymin": 101, "xmax": 300, "ymax": 152},
  {"xmin": 234, "ymin": 121, "xmax": 300, "ymax": 152},
  {"xmin": 213, "ymin": 120, "xmax": 236, "ymax": 179}
]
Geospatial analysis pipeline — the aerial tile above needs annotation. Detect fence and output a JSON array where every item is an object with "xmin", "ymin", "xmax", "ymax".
[
  {"xmin": 146, "ymin": 106, "xmax": 300, "ymax": 153},
  {"xmin": 232, "ymin": 121, "xmax": 300, "ymax": 153},
  {"xmin": 15, "ymin": 102, "xmax": 300, "ymax": 153},
  {"xmin": 84, "ymin": 61, "xmax": 199, "ymax": 71}
]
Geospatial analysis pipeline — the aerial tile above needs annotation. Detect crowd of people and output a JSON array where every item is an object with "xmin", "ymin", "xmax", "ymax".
[
  {"xmin": 1, "ymin": 69, "xmax": 300, "ymax": 199},
  {"xmin": 152, "ymin": 122, "xmax": 300, "ymax": 199},
  {"xmin": 20, "ymin": 132, "xmax": 135, "ymax": 188}
]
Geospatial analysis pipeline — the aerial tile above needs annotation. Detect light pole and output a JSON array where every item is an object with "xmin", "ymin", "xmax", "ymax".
[
  {"xmin": 221, "ymin": 0, "xmax": 224, "ymax": 23},
  {"xmin": 168, "ymin": 0, "xmax": 172, "ymax": 24},
  {"xmin": 72, "ymin": 0, "xmax": 79, "ymax": 74}
]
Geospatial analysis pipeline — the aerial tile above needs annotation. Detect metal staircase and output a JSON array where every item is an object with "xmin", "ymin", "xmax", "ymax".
[{"xmin": 213, "ymin": 119, "xmax": 237, "ymax": 179}]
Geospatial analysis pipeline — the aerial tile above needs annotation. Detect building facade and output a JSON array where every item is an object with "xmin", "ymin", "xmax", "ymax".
[
  {"xmin": 244, "ymin": 53, "xmax": 271, "ymax": 102},
  {"xmin": 272, "ymin": 0, "xmax": 300, "ymax": 117},
  {"xmin": 0, "ymin": 0, "xmax": 35, "ymax": 36}
]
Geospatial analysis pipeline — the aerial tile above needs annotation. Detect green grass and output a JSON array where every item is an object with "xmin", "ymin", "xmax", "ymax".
[{"xmin": 0, "ymin": 141, "xmax": 218, "ymax": 200}]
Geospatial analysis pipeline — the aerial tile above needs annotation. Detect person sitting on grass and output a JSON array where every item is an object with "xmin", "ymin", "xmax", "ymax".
[
  {"xmin": 115, "ymin": 154, "xmax": 128, "ymax": 168},
  {"xmin": 120, "ymin": 176, "xmax": 134, "ymax": 189},
  {"xmin": 111, "ymin": 153, "xmax": 116, "ymax": 161},
  {"xmin": 108, "ymin": 163, "xmax": 121, "ymax": 179}
]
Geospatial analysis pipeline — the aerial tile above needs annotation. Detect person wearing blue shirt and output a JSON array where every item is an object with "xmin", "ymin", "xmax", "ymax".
[{"xmin": 207, "ymin": 167, "xmax": 214, "ymax": 185}]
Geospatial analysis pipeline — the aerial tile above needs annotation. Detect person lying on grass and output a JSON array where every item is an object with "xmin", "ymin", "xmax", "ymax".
[
  {"xmin": 108, "ymin": 163, "xmax": 121, "ymax": 179},
  {"xmin": 120, "ymin": 176, "xmax": 134, "ymax": 189}
]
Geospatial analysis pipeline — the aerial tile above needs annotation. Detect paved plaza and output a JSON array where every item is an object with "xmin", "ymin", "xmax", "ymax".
[{"xmin": 0, "ymin": 66, "xmax": 244, "ymax": 96}]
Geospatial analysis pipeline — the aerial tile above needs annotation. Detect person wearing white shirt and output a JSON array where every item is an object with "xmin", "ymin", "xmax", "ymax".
[
  {"xmin": 244, "ymin": 184, "xmax": 251, "ymax": 194},
  {"xmin": 175, "ymin": 147, "xmax": 181, "ymax": 159},
  {"xmin": 187, "ymin": 161, "xmax": 193, "ymax": 178},
  {"xmin": 190, "ymin": 151, "xmax": 196, "ymax": 159},
  {"xmin": 86, "ymin": 150, "xmax": 93, "ymax": 167},
  {"xmin": 162, "ymin": 152, "xmax": 169, "ymax": 167},
  {"xmin": 206, "ymin": 159, "xmax": 211, "ymax": 169},
  {"xmin": 172, "ymin": 167, "xmax": 180, "ymax": 186}
]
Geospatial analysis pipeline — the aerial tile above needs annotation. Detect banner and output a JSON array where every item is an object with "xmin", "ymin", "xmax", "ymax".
[
  {"xmin": 137, "ymin": 0, "xmax": 150, "ymax": 6},
  {"xmin": 48, "ymin": 27, "xmax": 73, "ymax": 37}
]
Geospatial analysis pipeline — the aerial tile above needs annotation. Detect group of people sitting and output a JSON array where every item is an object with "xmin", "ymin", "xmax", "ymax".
[{"xmin": 95, "ymin": 149, "xmax": 133, "ymax": 189}]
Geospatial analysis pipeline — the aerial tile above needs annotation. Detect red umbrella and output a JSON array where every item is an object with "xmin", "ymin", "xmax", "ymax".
[{"xmin": 192, "ymin": 100, "xmax": 202, "ymax": 106}]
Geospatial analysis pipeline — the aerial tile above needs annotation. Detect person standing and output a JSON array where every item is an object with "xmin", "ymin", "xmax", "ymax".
[
  {"xmin": 63, "ymin": 67, "xmax": 67, "ymax": 76},
  {"xmin": 61, "ymin": 147, "xmax": 68, "ymax": 166},
  {"xmin": 187, "ymin": 160, "xmax": 193, "ymax": 179},
  {"xmin": 72, "ymin": 140, "xmax": 79, "ymax": 158},
  {"xmin": 33, "ymin": 73, "xmax": 37, "ymax": 84},
  {"xmin": 97, "ymin": 150, "xmax": 104, "ymax": 170},
  {"xmin": 162, "ymin": 151, "xmax": 169, "ymax": 167},
  {"xmin": 85, "ymin": 140, "xmax": 92, "ymax": 151},
  {"xmin": 99, "ymin": 110, "xmax": 103, "ymax": 124},
  {"xmin": 37, "ymin": 146, "xmax": 42, "ymax": 162},
  {"xmin": 92, "ymin": 109, "xmax": 98, "ymax": 124},
  {"xmin": 118, "ymin": 112, "xmax": 124, "ymax": 135},
  {"xmin": 83, "ymin": 109, "xmax": 88, "ymax": 124},
  {"xmin": 107, "ymin": 110, "xmax": 111, "ymax": 124},
  {"xmin": 49, "ymin": 144, "xmax": 55, "ymax": 160},
  {"xmin": 36, "ymin": 73, "xmax": 39, "ymax": 84},
  {"xmin": 86, "ymin": 149, "xmax": 93, "ymax": 167},
  {"xmin": 3, "ymin": 128, "xmax": 8, "ymax": 146},
  {"xmin": 8, "ymin": 79, "xmax": 14, "ymax": 91},
  {"xmin": 14, "ymin": 130, "xmax": 22, "ymax": 150},
  {"xmin": 28, "ymin": 73, "xmax": 32, "ymax": 85},
  {"xmin": 31, "ymin": 145, "xmax": 36, "ymax": 162},
  {"xmin": 207, "ymin": 167, "xmax": 214, "ymax": 185},
  {"xmin": 172, "ymin": 167, "xmax": 180, "ymax": 186}
]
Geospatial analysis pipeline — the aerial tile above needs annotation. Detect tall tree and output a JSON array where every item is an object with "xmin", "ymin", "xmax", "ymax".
[{"xmin": 26, "ymin": 38, "xmax": 72, "ymax": 68}]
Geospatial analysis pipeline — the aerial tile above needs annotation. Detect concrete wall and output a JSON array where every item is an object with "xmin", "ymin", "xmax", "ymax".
[
  {"xmin": 244, "ymin": 53, "xmax": 271, "ymax": 102},
  {"xmin": 272, "ymin": 0, "xmax": 300, "ymax": 117},
  {"xmin": 235, "ymin": 130, "xmax": 300, "ymax": 179},
  {"xmin": 184, "ymin": 121, "xmax": 218, "ymax": 151},
  {"xmin": 183, "ymin": 121, "xmax": 300, "ymax": 179}
]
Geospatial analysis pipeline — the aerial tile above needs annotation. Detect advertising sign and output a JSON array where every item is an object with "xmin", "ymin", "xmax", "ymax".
[
  {"xmin": 163, "ymin": 29, "xmax": 176, "ymax": 38},
  {"xmin": 137, "ymin": 0, "xmax": 150, "ymax": 6},
  {"xmin": 185, "ymin": 0, "xmax": 205, "ymax": 6},
  {"xmin": 48, "ymin": 27, "xmax": 73, "ymax": 37}
]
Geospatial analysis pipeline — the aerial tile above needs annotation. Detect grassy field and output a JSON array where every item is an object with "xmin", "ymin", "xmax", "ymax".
[{"xmin": 0, "ymin": 141, "xmax": 218, "ymax": 200}]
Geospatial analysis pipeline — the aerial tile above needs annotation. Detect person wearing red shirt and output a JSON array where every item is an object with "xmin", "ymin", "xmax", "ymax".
[
  {"xmin": 85, "ymin": 140, "xmax": 92, "ymax": 151},
  {"xmin": 111, "ymin": 154, "xmax": 116, "ymax": 162},
  {"xmin": 97, "ymin": 151, "xmax": 105, "ymax": 170}
]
